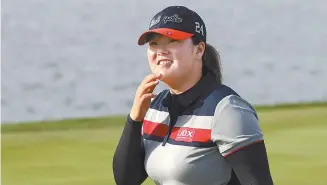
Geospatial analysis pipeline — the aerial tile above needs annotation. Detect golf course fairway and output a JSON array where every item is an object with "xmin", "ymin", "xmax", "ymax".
[{"xmin": 2, "ymin": 103, "xmax": 327, "ymax": 185}]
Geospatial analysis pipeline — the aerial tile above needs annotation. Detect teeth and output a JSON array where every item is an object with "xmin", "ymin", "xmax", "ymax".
[{"xmin": 158, "ymin": 60, "xmax": 172, "ymax": 65}]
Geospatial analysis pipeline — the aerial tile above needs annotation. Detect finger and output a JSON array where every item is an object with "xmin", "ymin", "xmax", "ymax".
[
  {"xmin": 142, "ymin": 74, "xmax": 156, "ymax": 83},
  {"xmin": 143, "ymin": 80, "xmax": 159, "ymax": 92},
  {"xmin": 143, "ymin": 73, "xmax": 162, "ymax": 84},
  {"xmin": 141, "ymin": 74, "xmax": 161, "ymax": 92},
  {"xmin": 140, "ymin": 93, "xmax": 157, "ymax": 102}
]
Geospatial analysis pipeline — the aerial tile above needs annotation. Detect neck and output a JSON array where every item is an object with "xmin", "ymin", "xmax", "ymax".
[{"xmin": 167, "ymin": 68, "xmax": 202, "ymax": 95}]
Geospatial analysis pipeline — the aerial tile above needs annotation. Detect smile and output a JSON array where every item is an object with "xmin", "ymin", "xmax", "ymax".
[{"xmin": 157, "ymin": 59, "xmax": 173, "ymax": 65}]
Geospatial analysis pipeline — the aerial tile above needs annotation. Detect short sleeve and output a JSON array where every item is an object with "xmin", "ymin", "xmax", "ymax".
[{"xmin": 211, "ymin": 95, "xmax": 264, "ymax": 157}]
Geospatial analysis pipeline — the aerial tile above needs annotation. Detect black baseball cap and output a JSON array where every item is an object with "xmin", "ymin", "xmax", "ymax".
[{"xmin": 138, "ymin": 6, "xmax": 206, "ymax": 45}]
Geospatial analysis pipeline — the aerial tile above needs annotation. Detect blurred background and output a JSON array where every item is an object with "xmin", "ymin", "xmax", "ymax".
[
  {"xmin": 1, "ymin": 0, "xmax": 327, "ymax": 185},
  {"xmin": 2, "ymin": 0, "xmax": 327, "ymax": 123}
]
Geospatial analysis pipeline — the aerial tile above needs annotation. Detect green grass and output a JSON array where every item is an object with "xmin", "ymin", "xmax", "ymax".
[{"xmin": 2, "ymin": 103, "xmax": 327, "ymax": 185}]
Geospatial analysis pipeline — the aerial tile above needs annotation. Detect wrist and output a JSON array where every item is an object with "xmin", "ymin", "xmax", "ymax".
[{"xmin": 129, "ymin": 112, "xmax": 144, "ymax": 122}]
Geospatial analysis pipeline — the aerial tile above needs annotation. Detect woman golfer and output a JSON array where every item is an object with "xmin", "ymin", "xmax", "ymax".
[{"xmin": 113, "ymin": 5, "xmax": 274, "ymax": 185}]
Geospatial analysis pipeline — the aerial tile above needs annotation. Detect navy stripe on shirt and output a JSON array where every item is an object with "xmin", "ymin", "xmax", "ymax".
[{"xmin": 143, "ymin": 134, "xmax": 216, "ymax": 148}]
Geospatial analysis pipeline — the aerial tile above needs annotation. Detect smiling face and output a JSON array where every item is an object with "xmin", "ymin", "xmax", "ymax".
[{"xmin": 146, "ymin": 34, "xmax": 205, "ymax": 88}]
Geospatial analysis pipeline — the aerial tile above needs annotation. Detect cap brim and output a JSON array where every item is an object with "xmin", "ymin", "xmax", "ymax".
[{"xmin": 138, "ymin": 28, "xmax": 194, "ymax": 45}]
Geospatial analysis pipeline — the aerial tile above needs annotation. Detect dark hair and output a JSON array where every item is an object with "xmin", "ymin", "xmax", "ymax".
[{"xmin": 192, "ymin": 37, "xmax": 222, "ymax": 84}]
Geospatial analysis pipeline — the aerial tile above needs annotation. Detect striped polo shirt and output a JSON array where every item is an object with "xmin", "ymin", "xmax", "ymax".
[{"xmin": 141, "ymin": 74, "xmax": 264, "ymax": 185}]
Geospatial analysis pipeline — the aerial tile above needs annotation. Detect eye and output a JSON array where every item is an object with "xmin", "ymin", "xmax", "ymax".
[
  {"xmin": 168, "ymin": 39, "xmax": 177, "ymax": 43},
  {"xmin": 149, "ymin": 41, "xmax": 158, "ymax": 46}
]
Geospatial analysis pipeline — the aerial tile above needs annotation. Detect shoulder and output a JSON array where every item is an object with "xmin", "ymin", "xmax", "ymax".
[
  {"xmin": 204, "ymin": 84, "xmax": 240, "ymax": 106},
  {"xmin": 210, "ymin": 92, "xmax": 263, "ymax": 157},
  {"xmin": 214, "ymin": 94, "xmax": 257, "ymax": 119},
  {"xmin": 199, "ymin": 84, "xmax": 245, "ymax": 116},
  {"xmin": 211, "ymin": 93, "xmax": 261, "ymax": 138}
]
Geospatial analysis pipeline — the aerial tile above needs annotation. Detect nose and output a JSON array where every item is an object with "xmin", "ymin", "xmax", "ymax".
[{"xmin": 156, "ymin": 47, "xmax": 169, "ymax": 56}]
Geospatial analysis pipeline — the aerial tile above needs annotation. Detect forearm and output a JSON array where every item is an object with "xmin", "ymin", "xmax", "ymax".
[
  {"xmin": 225, "ymin": 142, "xmax": 274, "ymax": 185},
  {"xmin": 112, "ymin": 115, "xmax": 148, "ymax": 185}
]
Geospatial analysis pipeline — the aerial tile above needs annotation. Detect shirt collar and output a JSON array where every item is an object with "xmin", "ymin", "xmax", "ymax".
[{"xmin": 163, "ymin": 73, "xmax": 219, "ymax": 108}]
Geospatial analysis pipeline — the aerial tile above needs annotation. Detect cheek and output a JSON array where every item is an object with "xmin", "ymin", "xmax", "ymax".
[
  {"xmin": 147, "ymin": 49, "xmax": 156, "ymax": 65},
  {"xmin": 172, "ymin": 47, "xmax": 193, "ymax": 67}
]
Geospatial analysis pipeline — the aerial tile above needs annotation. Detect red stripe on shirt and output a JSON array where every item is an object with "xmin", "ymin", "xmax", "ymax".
[
  {"xmin": 142, "ymin": 120, "xmax": 168, "ymax": 137},
  {"xmin": 143, "ymin": 120, "xmax": 211, "ymax": 143}
]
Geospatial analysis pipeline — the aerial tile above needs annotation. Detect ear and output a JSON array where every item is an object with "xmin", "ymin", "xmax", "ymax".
[{"xmin": 195, "ymin": 42, "xmax": 206, "ymax": 60}]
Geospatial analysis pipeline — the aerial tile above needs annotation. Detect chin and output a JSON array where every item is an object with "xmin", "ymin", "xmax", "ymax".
[{"xmin": 159, "ymin": 72, "xmax": 178, "ymax": 84}]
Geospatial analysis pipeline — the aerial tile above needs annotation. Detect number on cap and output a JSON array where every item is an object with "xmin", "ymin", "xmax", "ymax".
[{"xmin": 195, "ymin": 22, "xmax": 204, "ymax": 36}]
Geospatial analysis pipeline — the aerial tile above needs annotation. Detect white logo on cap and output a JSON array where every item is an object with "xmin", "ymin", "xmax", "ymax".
[
  {"xmin": 149, "ymin": 15, "xmax": 161, "ymax": 27},
  {"xmin": 163, "ymin": 14, "xmax": 183, "ymax": 24}
]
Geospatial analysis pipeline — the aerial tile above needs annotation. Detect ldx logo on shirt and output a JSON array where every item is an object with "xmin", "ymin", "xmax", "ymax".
[{"xmin": 176, "ymin": 127, "xmax": 195, "ymax": 142}]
